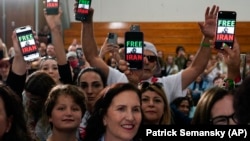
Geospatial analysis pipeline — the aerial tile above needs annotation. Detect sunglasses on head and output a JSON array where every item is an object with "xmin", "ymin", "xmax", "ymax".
[
  {"xmin": 139, "ymin": 81, "xmax": 163, "ymax": 90},
  {"xmin": 144, "ymin": 55, "xmax": 157, "ymax": 62},
  {"xmin": 40, "ymin": 56, "xmax": 56, "ymax": 61}
]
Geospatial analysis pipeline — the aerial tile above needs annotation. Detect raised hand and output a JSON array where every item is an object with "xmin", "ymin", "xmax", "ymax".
[
  {"xmin": 43, "ymin": 1, "xmax": 63, "ymax": 30},
  {"xmin": 74, "ymin": 0, "xmax": 93, "ymax": 23},
  {"xmin": 12, "ymin": 29, "xmax": 39, "ymax": 57},
  {"xmin": 118, "ymin": 51, "xmax": 143, "ymax": 86},
  {"xmin": 99, "ymin": 38, "xmax": 119, "ymax": 58},
  {"xmin": 222, "ymin": 38, "xmax": 241, "ymax": 72},
  {"xmin": 198, "ymin": 5, "xmax": 219, "ymax": 39}
]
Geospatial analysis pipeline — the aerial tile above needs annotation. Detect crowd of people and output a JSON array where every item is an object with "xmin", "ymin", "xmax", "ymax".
[{"xmin": 1, "ymin": 3, "xmax": 250, "ymax": 141}]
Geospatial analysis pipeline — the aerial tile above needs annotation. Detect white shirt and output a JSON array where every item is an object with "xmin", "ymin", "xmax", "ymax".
[{"xmin": 107, "ymin": 68, "xmax": 186, "ymax": 103}]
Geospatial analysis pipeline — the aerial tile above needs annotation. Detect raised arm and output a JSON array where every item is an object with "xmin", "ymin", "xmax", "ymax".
[
  {"xmin": 79, "ymin": 7, "xmax": 110, "ymax": 76},
  {"xmin": 44, "ymin": 7, "xmax": 67, "ymax": 65},
  {"xmin": 6, "ymin": 31, "xmax": 28, "ymax": 98},
  {"xmin": 223, "ymin": 38, "xmax": 241, "ymax": 83},
  {"xmin": 43, "ymin": 6, "xmax": 73, "ymax": 84},
  {"xmin": 11, "ymin": 31, "xmax": 27, "ymax": 75},
  {"xmin": 181, "ymin": 5, "xmax": 219, "ymax": 89}
]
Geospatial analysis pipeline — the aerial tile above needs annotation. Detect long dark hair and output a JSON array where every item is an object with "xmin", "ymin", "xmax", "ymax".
[
  {"xmin": 77, "ymin": 67, "xmax": 107, "ymax": 87},
  {"xmin": 0, "ymin": 84, "xmax": 33, "ymax": 141},
  {"xmin": 24, "ymin": 71, "xmax": 56, "ymax": 123}
]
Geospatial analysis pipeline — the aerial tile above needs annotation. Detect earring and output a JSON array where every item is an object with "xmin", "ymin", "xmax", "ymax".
[{"xmin": 103, "ymin": 119, "xmax": 107, "ymax": 126}]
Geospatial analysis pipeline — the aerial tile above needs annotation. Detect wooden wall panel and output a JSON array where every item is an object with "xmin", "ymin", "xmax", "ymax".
[
  {"xmin": 38, "ymin": 0, "xmax": 47, "ymax": 32},
  {"xmin": 2, "ymin": 0, "xmax": 35, "ymax": 49},
  {"xmin": 64, "ymin": 22, "xmax": 250, "ymax": 55}
]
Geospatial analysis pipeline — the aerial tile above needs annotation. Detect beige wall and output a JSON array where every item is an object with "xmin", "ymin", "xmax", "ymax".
[{"xmin": 67, "ymin": 0, "xmax": 250, "ymax": 22}]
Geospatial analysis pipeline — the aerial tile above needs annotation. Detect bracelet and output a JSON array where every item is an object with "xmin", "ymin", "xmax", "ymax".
[
  {"xmin": 200, "ymin": 42, "xmax": 211, "ymax": 48},
  {"xmin": 234, "ymin": 75, "xmax": 242, "ymax": 83},
  {"xmin": 224, "ymin": 78, "xmax": 235, "ymax": 90}
]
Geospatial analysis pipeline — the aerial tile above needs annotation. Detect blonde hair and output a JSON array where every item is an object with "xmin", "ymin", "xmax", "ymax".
[{"xmin": 140, "ymin": 83, "xmax": 172, "ymax": 124}]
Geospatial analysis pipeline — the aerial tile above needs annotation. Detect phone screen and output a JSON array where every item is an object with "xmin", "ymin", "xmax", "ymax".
[
  {"xmin": 75, "ymin": 0, "xmax": 91, "ymax": 21},
  {"xmin": 107, "ymin": 33, "xmax": 118, "ymax": 44},
  {"xmin": 76, "ymin": 48, "xmax": 85, "ymax": 66},
  {"xmin": 125, "ymin": 32, "xmax": 144, "ymax": 70},
  {"xmin": 215, "ymin": 11, "xmax": 237, "ymax": 49},
  {"xmin": 76, "ymin": 48, "xmax": 83, "ymax": 59},
  {"xmin": 46, "ymin": 0, "xmax": 59, "ymax": 15},
  {"xmin": 16, "ymin": 26, "xmax": 40, "ymax": 61}
]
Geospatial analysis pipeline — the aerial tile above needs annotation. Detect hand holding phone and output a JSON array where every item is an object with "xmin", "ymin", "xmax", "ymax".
[
  {"xmin": 107, "ymin": 33, "xmax": 118, "ymax": 45},
  {"xmin": 215, "ymin": 11, "xmax": 237, "ymax": 50},
  {"xmin": 15, "ymin": 26, "xmax": 40, "ymax": 62},
  {"xmin": 75, "ymin": 0, "xmax": 92, "ymax": 22},
  {"xmin": 46, "ymin": 0, "xmax": 59, "ymax": 15},
  {"xmin": 124, "ymin": 31, "xmax": 144, "ymax": 70}
]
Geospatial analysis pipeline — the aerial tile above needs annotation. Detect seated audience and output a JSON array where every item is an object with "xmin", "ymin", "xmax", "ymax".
[
  {"xmin": 161, "ymin": 54, "xmax": 179, "ymax": 76},
  {"xmin": 175, "ymin": 45, "xmax": 188, "ymax": 70}
]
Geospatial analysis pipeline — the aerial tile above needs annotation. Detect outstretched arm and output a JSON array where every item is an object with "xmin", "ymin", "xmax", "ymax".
[{"xmin": 182, "ymin": 5, "xmax": 219, "ymax": 89}]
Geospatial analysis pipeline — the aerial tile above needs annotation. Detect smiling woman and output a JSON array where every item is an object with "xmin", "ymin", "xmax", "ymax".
[{"xmin": 83, "ymin": 83, "xmax": 142, "ymax": 141}]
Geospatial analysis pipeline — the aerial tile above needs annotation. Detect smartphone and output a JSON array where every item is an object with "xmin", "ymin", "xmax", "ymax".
[
  {"xmin": 76, "ymin": 48, "xmax": 83, "ymax": 59},
  {"xmin": 75, "ymin": 0, "xmax": 92, "ymax": 22},
  {"xmin": 130, "ymin": 24, "xmax": 140, "ymax": 32},
  {"xmin": 46, "ymin": 0, "xmax": 59, "ymax": 15},
  {"xmin": 15, "ymin": 26, "xmax": 40, "ymax": 62},
  {"xmin": 76, "ymin": 48, "xmax": 85, "ymax": 66},
  {"xmin": 215, "ymin": 11, "xmax": 237, "ymax": 50},
  {"xmin": 107, "ymin": 33, "xmax": 118, "ymax": 45},
  {"xmin": 124, "ymin": 31, "xmax": 144, "ymax": 70}
]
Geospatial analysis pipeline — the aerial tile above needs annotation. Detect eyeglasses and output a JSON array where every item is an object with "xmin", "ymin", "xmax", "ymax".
[
  {"xmin": 210, "ymin": 113, "xmax": 238, "ymax": 125},
  {"xmin": 144, "ymin": 55, "xmax": 157, "ymax": 62},
  {"xmin": 138, "ymin": 81, "xmax": 163, "ymax": 90}
]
